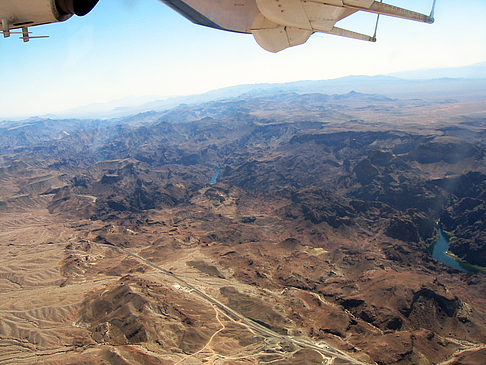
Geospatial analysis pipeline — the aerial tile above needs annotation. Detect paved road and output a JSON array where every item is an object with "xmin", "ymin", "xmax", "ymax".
[{"xmin": 95, "ymin": 241, "xmax": 368, "ymax": 365}]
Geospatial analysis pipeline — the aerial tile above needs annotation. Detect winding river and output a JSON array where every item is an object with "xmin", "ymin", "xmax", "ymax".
[{"xmin": 432, "ymin": 229, "xmax": 470, "ymax": 272}]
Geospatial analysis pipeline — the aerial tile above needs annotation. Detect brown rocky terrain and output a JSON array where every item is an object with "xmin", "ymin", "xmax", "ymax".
[{"xmin": 1, "ymin": 90, "xmax": 486, "ymax": 364}]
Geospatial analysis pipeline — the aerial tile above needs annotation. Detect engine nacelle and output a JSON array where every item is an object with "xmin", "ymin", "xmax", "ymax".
[{"xmin": 0, "ymin": 0, "xmax": 99, "ymax": 31}]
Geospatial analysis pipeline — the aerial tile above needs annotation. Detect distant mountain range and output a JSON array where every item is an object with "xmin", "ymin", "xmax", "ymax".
[
  {"xmin": 390, "ymin": 61, "xmax": 486, "ymax": 79},
  {"xmin": 3, "ymin": 61, "xmax": 486, "ymax": 122}
]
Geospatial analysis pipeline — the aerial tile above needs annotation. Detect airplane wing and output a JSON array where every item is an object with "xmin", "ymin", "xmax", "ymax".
[
  {"xmin": 159, "ymin": 0, "xmax": 436, "ymax": 52},
  {"xmin": 1, "ymin": 0, "xmax": 435, "ymax": 50}
]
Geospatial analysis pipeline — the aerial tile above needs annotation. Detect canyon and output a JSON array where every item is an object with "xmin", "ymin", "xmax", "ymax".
[{"xmin": 1, "ymin": 88, "xmax": 486, "ymax": 364}]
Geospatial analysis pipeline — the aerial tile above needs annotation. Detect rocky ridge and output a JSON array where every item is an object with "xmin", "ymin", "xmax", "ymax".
[{"xmin": 1, "ymin": 91, "xmax": 486, "ymax": 364}]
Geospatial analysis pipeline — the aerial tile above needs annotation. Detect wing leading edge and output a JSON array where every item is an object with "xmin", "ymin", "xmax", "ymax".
[{"xmin": 158, "ymin": 0, "xmax": 436, "ymax": 52}]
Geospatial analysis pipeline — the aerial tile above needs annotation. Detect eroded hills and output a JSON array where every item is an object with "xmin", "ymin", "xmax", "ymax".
[{"xmin": 1, "ymin": 91, "xmax": 486, "ymax": 364}]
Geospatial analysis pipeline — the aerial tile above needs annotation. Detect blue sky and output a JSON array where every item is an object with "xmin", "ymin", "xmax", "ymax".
[{"xmin": 1, "ymin": 0, "xmax": 486, "ymax": 119}]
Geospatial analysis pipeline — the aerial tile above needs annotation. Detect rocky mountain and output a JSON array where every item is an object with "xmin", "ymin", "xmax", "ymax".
[{"xmin": 1, "ymin": 90, "xmax": 486, "ymax": 364}]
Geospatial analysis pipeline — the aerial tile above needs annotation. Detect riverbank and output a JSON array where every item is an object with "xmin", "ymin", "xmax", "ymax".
[{"xmin": 432, "ymin": 229, "xmax": 486, "ymax": 273}]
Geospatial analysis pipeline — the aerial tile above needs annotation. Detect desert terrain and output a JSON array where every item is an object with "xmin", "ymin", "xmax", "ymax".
[{"xmin": 1, "ymin": 88, "xmax": 486, "ymax": 364}]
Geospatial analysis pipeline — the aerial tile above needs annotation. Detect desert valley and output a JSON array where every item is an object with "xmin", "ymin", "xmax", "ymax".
[{"xmin": 1, "ymin": 76, "xmax": 486, "ymax": 364}]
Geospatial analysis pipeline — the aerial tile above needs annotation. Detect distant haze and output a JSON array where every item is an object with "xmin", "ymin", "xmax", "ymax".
[{"xmin": 7, "ymin": 62, "xmax": 484, "ymax": 121}]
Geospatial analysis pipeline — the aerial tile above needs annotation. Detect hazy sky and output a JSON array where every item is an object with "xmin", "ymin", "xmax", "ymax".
[{"xmin": 1, "ymin": 0, "xmax": 486, "ymax": 119}]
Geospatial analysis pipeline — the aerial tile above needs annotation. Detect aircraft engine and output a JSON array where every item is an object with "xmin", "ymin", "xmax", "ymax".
[{"xmin": 0, "ymin": 0, "xmax": 99, "ymax": 32}]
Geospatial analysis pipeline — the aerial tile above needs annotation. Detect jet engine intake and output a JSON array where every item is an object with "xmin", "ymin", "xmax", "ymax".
[{"xmin": 56, "ymin": 0, "xmax": 99, "ymax": 17}]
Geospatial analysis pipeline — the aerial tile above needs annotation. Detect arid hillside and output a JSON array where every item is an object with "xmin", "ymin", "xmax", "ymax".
[{"xmin": 1, "ymin": 90, "xmax": 486, "ymax": 364}]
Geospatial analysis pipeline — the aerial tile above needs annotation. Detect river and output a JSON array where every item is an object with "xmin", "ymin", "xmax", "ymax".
[
  {"xmin": 210, "ymin": 168, "xmax": 221, "ymax": 185},
  {"xmin": 432, "ymin": 229, "xmax": 470, "ymax": 272}
]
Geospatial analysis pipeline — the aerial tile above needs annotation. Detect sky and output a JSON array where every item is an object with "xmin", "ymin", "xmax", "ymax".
[{"xmin": 1, "ymin": 0, "xmax": 486, "ymax": 120}]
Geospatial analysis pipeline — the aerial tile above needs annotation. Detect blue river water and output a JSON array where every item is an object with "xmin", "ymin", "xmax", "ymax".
[
  {"xmin": 210, "ymin": 168, "xmax": 221, "ymax": 185},
  {"xmin": 432, "ymin": 229, "xmax": 469, "ymax": 272}
]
